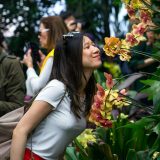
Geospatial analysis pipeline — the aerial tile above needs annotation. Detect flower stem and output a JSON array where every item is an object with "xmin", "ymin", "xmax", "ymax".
[
  {"xmin": 130, "ymin": 49, "xmax": 160, "ymax": 63},
  {"xmin": 141, "ymin": 0, "xmax": 160, "ymax": 13},
  {"xmin": 118, "ymin": 92, "xmax": 152, "ymax": 110},
  {"xmin": 114, "ymin": 72, "xmax": 160, "ymax": 82}
]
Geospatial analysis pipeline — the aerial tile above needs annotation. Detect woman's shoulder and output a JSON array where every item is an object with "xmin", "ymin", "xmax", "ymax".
[
  {"xmin": 35, "ymin": 79, "xmax": 66, "ymax": 103},
  {"xmin": 44, "ymin": 79, "xmax": 66, "ymax": 93},
  {"xmin": 47, "ymin": 79, "xmax": 64, "ymax": 86}
]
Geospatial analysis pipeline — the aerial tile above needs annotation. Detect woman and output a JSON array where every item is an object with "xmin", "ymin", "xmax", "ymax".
[
  {"xmin": 10, "ymin": 32, "xmax": 102, "ymax": 160},
  {"xmin": 24, "ymin": 16, "xmax": 68, "ymax": 98}
]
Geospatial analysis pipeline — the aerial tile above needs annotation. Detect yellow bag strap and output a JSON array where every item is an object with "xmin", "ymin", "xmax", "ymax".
[{"xmin": 40, "ymin": 49, "xmax": 54, "ymax": 73}]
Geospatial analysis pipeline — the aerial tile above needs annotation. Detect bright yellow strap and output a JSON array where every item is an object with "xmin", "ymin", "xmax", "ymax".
[{"xmin": 40, "ymin": 49, "xmax": 54, "ymax": 73}]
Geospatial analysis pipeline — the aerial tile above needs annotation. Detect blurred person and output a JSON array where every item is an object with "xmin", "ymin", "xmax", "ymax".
[
  {"xmin": 60, "ymin": 11, "xmax": 82, "ymax": 32},
  {"xmin": 10, "ymin": 32, "xmax": 102, "ymax": 160},
  {"xmin": 146, "ymin": 30, "xmax": 155, "ymax": 46},
  {"xmin": 129, "ymin": 30, "xmax": 158, "ymax": 73},
  {"xmin": 23, "ymin": 16, "xmax": 68, "ymax": 100},
  {"xmin": 127, "ymin": 30, "xmax": 159, "ymax": 106},
  {"xmin": 136, "ymin": 31, "xmax": 157, "ymax": 70},
  {"xmin": 0, "ymin": 32, "xmax": 25, "ymax": 116}
]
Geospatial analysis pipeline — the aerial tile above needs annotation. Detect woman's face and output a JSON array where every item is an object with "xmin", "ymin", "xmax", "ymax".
[
  {"xmin": 38, "ymin": 23, "xmax": 49, "ymax": 49},
  {"xmin": 82, "ymin": 36, "xmax": 102, "ymax": 70}
]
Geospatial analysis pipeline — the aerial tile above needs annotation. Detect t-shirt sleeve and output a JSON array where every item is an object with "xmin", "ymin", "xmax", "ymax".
[{"xmin": 34, "ymin": 80, "xmax": 66, "ymax": 110}]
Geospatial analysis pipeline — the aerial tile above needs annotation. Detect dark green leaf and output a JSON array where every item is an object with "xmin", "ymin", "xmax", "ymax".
[{"xmin": 126, "ymin": 149, "xmax": 137, "ymax": 160}]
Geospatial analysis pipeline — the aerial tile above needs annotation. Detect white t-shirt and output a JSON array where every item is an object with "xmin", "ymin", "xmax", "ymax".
[
  {"xmin": 26, "ymin": 79, "xmax": 86, "ymax": 160},
  {"xmin": 26, "ymin": 57, "xmax": 53, "ymax": 96}
]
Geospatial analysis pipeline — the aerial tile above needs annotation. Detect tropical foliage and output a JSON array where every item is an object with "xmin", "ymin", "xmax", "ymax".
[{"xmin": 65, "ymin": 0, "xmax": 160, "ymax": 160}]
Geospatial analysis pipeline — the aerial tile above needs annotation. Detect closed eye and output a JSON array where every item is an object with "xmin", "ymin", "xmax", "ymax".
[
  {"xmin": 84, "ymin": 45, "xmax": 90, "ymax": 49},
  {"xmin": 92, "ymin": 43, "xmax": 96, "ymax": 47}
]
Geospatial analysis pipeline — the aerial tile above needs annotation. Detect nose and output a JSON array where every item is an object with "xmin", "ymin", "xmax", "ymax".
[{"xmin": 93, "ymin": 45, "xmax": 100, "ymax": 54}]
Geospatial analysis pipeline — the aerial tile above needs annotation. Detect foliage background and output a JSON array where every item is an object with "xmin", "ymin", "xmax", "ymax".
[{"xmin": 0, "ymin": 0, "xmax": 127, "ymax": 58}]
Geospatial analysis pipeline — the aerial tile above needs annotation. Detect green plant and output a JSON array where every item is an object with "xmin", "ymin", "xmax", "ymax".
[{"xmin": 65, "ymin": 0, "xmax": 160, "ymax": 159}]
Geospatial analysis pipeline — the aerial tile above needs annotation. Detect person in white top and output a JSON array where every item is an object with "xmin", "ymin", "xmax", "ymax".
[
  {"xmin": 23, "ymin": 16, "xmax": 68, "ymax": 98},
  {"xmin": 10, "ymin": 32, "xmax": 102, "ymax": 160}
]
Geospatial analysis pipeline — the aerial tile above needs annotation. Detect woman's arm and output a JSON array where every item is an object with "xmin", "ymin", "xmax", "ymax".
[
  {"xmin": 10, "ymin": 100, "xmax": 52, "ymax": 160},
  {"xmin": 27, "ymin": 57, "xmax": 53, "ymax": 95}
]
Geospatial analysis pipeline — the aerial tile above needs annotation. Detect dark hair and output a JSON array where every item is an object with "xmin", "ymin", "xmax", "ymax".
[
  {"xmin": 40, "ymin": 16, "xmax": 68, "ymax": 52},
  {"xmin": 0, "ymin": 32, "xmax": 4, "ymax": 48},
  {"xmin": 60, "ymin": 11, "xmax": 74, "ymax": 21},
  {"xmin": 50, "ymin": 32, "xmax": 96, "ymax": 118}
]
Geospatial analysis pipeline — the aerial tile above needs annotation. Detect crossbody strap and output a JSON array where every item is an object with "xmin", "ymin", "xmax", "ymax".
[{"xmin": 57, "ymin": 89, "xmax": 67, "ymax": 108}]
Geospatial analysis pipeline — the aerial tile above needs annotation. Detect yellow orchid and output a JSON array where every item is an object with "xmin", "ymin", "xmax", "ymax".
[
  {"xmin": 136, "ymin": 35, "xmax": 146, "ymax": 41},
  {"xmin": 120, "ymin": 113, "xmax": 128, "ymax": 119},
  {"xmin": 100, "ymin": 110, "xmax": 111, "ymax": 119},
  {"xmin": 103, "ymin": 37, "xmax": 121, "ymax": 57},
  {"xmin": 104, "ymin": 101, "xmax": 112, "ymax": 109},
  {"xmin": 77, "ymin": 129, "xmax": 97, "ymax": 148},
  {"xmin": 152, "ymin": 151, "xmax": 160, "ymax": 160},
  {"xmin": 119, "ymin": 49, "xmax": 131, "ymax": 61},
  {"xmin": 130, "ymin": 0, "xmax": 145, "ymax": 9},
  {"xmin": 121, "ymin": 39, "xmax": 131, "ymax": 50}
]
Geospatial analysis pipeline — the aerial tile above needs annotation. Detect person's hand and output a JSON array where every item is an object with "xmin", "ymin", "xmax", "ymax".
[
  {"xmin": 37, "ymin": 50, "xmax": 46, "ymax": 69},
  {"xmin": 22, "ymin": 49, "xmax": 33, "ymax": 68},
  {"xmin": 144, "ymin": 57, "xmax": 155, "ymax": 64},
  {"xmin": 137, "ymin": 58, "xmax": 155, "ymax": 69}
]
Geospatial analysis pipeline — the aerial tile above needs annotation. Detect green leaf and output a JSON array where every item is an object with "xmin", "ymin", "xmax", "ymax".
[
  {"xmin": 122, "ymin": 117, "xmax": 155, "ymax": 129},
  {"xmin": 126, "ymin": 149, "xmax": 137, "ymax": 160},
  {"xmin": 153, "ymin": 93, "xmax": 160, "ymax": 114},
  {"xmin": 153, "ymin": 123, "xmax": 160, "ymax": 135},
  {"xmin": 74, "ymin": 139, "xmax": 88, "ymax": 159},
  {"xmin": 141, "ymin": 79, "xmax": 160, "ymax": 100},
  {"xmin": 141, "ymin": 79, "xmax": 158, "ymax": 86},
  {"xmin": 148, "ymin": 132, "xmax": 158, "ymax": 148},
  {"xmin": 154, "ymin": 42, "xmax": 160, "ymax": 50},
  {"xmin": 98, "ymin": 143, "xmax": 114, "ymax": 160},
  {"xmin": 86, "ymin": 142, "xmax": 104, "ymax": 160},
  {"xmin": 65, "ymin": 147, "xmax": 78, "ymax": 160},
  {"xmin": 86, "ymin": 142, "xmax": 115, "ymax": 160},
  {"xmin": 95, "ymin": 127, "xmax": 109, "ymax": 142},
  {"xmin": 149, "ymin": 135, "xmax": 160, "ymax": 156}
]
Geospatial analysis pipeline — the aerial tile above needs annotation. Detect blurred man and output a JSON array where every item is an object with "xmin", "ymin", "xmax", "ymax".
[
  {"xmin": 0, "ymin": 32, "xmax": 25, "ymax": 116},
  {"xmin": 60, "ymin": 11, "xmax": 82, "ymax": 32}
]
